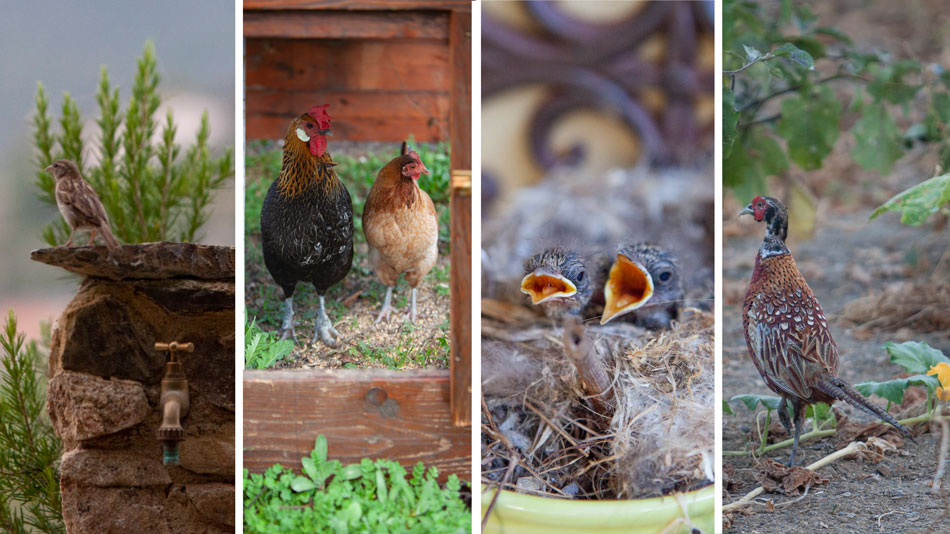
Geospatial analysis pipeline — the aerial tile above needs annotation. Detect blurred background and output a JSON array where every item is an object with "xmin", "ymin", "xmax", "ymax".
[
  {"xmin": 0, "ymin": 0, "xmax": 235, "ymax": 339},
  {"xmin": 482, "ymin": 0, "xmax": 714, "ymax": 208}
]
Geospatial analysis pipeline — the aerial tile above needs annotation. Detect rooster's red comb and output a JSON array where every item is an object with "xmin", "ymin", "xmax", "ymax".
[{"xmin": 307, "ymin": 104, "xmax": 333, "ymax": 128}]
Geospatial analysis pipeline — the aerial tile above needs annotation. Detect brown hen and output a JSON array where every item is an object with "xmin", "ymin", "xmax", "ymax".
[{"xmin": 362, "ymin": 143, "xmax": 438, "ymax": 323}]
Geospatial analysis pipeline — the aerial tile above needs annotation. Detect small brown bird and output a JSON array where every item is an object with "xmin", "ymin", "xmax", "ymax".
[
  {"xmin": 47, "ymin": 159, "xmax": 120, "ymax": 251},
  {"xmin": 741, "ymin": 195, "xmax": 912, "ymax": 465}
]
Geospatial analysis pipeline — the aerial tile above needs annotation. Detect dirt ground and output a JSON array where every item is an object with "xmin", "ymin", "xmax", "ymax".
[{"xmin": 244, "ymin": 141, "xmax": 451, "ymax": 370}]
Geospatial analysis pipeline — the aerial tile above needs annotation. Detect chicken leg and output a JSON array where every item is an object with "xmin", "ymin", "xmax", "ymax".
[
  {"xmin": 312, "ymin": 295, "xmax": 340, "ymax": 346},
  {"xmin": 409, "ymin": 287, "xmax": 418, "ymax": 323},
  {"xmin": 278, "ymin": 297, "xmax": 297, "ymax": 342},
  {"xmin": 375, "ymin": 286, "xmax": 396, "ymax": 323}
]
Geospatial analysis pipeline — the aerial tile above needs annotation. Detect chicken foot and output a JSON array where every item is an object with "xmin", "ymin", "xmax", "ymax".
[
  {"xmin": 312, "ymin": 295, "xmax": 340, "ymax": 347},
  {"xmin": 277, "ymin": 297, "xmax": 297, "ymax": 342},
  {"xmin": 375, "ymin": 286, "xmax": 397, "ymax": 323}
]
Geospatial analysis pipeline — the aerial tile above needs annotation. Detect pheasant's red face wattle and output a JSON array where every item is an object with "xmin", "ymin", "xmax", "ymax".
[{"xmin": 752, "ymin": 195, "xmax": 767, "ymax": 221}]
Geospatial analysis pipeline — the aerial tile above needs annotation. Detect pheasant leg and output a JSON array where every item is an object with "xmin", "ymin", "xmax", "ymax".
[
  {"xmin": 375, "ymin": 286, "xmax": 396, "ymax": 323},
  {"xmin": 787, "ymin": 400, "xmax": 805, "ymax": 466},
  {"xmin": 277, "ymin": 297, "xmax": 297, "ymax": 343},
  {"xmin": 312, "ymin": 295, "xmax": 340, "ymax": 346}
]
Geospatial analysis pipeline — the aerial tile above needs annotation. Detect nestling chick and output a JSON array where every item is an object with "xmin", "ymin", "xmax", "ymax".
[
  {"xmin": 601, "ymin": 242, "xmax": 682, "ymax": 329},
  {"xmin": 520, "ymin": 248, "xmax": 593, "ymax": 318},
  {"xmin": 47, "ymin": 159, "xmax": 120, "ymax": 251},
  {"xmin": 363, "ymin": 144, "xmax": 438, "ymax": 323}
]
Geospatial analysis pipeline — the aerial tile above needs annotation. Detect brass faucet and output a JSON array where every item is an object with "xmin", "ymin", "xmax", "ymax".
[{"xmin": 155, "ymin": 341, "xmax": 193, "ymax": 465}]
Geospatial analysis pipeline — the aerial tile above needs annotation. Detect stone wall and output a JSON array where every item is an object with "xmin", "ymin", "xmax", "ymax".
[{"xmin": 33, "ymin": 243, "xmax": 235, "ymax": 534}]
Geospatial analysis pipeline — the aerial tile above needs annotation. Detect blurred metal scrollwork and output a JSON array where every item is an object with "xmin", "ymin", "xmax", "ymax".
[{"xmin": 483, "ymin": 1, "xmax": 714, "ymax": 167}]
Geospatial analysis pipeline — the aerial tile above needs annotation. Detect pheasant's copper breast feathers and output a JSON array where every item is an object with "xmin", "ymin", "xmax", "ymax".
[{"xmin": 743, "ymin": 253, "xmax": 839, "ymax": 403}]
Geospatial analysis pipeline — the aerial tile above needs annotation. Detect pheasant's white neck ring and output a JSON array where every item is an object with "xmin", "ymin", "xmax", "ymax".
[{"xmin": 296, "ymin": 128, "xmax": 310, "ymax": 142}]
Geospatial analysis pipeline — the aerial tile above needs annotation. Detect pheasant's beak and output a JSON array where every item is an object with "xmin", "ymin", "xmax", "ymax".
[
  {"xmin": 520, "ymin": 268, "xmax": 577, "ymax": 305},
  {"xmin": 739, "ymin": 204, "xmax": 754, "ymax": 217},
  {"xmin": 601, "ymin": 254, "xmax": 654, "ymax": 324}
]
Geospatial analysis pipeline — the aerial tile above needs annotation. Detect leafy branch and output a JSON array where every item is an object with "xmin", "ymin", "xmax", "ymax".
[
  {"xmin": 0, "ymin": 312, "xmax": 63, "ymax": 534},
  {"xmin": 32, "ymin": 41, "xmax": 234, "ymax": 246}
]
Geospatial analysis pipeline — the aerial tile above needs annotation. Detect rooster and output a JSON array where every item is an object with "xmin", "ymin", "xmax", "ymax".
[
  {"xmin": 740, "ymin": 195, "xmax": 913, "ymax": 465},
  {"xmin": 260, "ymin": 105, "xmax": 354, "ymax": 346},
  {"xmin": 362, "ymin": 143, "xmax": 438, "ymax": 323}
]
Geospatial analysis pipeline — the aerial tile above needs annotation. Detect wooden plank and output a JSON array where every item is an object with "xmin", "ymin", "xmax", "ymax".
[
  {"xmin": 244, "ymin": 11, "xmax": 449, "ymax": 39},
  {"xmin": 243, "ymin": 369, "xmax": 471, "ymax": 482},
  {"xmin": 245, "ymin": 89, "xmax": 449, "ymax": 141},
  {"xmin": 246, "ymin": 39, "xmax": 450, "ymax": 92},
  {"xmin": 245, "ymin": 0, "xmax": 471, "ymax": 12},
  {"xmin": 448, "ymin": 10, "xmax": 472, "ymax": 427}
]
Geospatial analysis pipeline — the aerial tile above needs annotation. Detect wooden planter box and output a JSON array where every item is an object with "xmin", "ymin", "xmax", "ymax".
[{"xmin": 243, "ymin": 0, "xmax": 471, "ymax": 482}]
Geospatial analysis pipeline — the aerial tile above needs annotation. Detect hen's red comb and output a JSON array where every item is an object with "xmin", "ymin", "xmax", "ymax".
[{"xmin": 307, "ymin": 104, "xmax": 333, "ymax": 128}]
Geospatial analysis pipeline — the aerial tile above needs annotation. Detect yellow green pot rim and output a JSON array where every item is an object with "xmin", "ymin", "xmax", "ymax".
[{"xmin": 481, "ymin": 484, "xmax": 714, "ymax": 532}]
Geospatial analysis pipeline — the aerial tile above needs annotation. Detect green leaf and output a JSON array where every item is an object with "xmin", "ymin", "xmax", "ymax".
[
  {"xmin": 792, "ymin": 5, "xmax": 817, "ymax": 31},
  {"xmin": 339, "ymin": 463, "xmax": 362, "ymax": 480},
  {"xmin": 805, "ymin": 402, "xmax": 833, "ymax": 422},
  {"xmin": 290, "ymin": 476, "xmax": 317, "ymax": 492},
  {"xmin": 301, "ymin": 457, "xmax": 318, "ymax": 485},
  {"xmin": 867, "ymin": 60, "xmax": 922, "ymax": 105},
  {"xmin": 882, "ymin": 341, "xmax": 950, "ymax": 374},
  {"xmin": 731, "ymin": 393, "xmax": 783, "ymax": 412},
  {"xmin": 777, "ymin": 86, "xmax": 841, "ymax": 170},
  {"xmin": 933, "ymin": 92, "xmax": 950, "ymax": 124},
  {"xmin": 851, "ymin": 101, "xmax": 904, "ymax": 174},
  {"xmin": 773, "ymin": 42, "xmax": 815, "ymax": 70},
  {"xmin": 723, "ymin": 399, "xmax": 735, "ymax": 416},
  {"xmin": 723, "ymin": 88, "xmax": 739, "ymax": 159},
  {"xmin": 856, "ymin": 375, "xmax": 940, "ymax": 405},
  {"xmin": 314, "ymin": 434, "xmax": 328, "ymax": 463},
  {"xmin": 870, "ymin": 174, "xmax": 950, "ymax": 225},
  {"xmin": 744, "ymin": 44, "xmax": 763, "ymax": 62},
  {"xmin": 724, "ymin": 128, "xmax": 788, "ymax": 201}
]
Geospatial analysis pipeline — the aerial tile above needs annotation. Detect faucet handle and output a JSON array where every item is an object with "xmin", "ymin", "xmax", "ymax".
[{"xmin": 155, "ymin": 341, "xmax": 194, "ymax": 359}]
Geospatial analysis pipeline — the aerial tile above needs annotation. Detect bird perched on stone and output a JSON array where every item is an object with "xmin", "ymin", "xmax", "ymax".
[
  {"xmin": 520, "ymin": 247, "xmax": 593, "ymax": 318},
  {"xmin": 601, "ymin": 242, "xmax": 683, "ymax": 329},
  {"xmin": 47, "ymin": 159, "xmax": 120, "ymax": 251},
  {"xmin": 740, "ymin": 195, "xmax": 913, "ymax": 466}
]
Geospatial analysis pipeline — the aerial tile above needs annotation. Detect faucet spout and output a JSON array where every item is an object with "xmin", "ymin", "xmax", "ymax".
[{"xmin": 155, "ymin": 341, "xmax": 191, "ymax": 465}]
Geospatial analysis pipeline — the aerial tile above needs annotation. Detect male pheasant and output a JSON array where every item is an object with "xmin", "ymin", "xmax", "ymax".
[{"xmin": 740, "ymin": 195, "xmax": 912, "ymax": 465}]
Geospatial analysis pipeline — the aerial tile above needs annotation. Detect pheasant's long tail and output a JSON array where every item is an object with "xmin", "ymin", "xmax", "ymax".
[{"xmin": 816, "ymin": 375, "xmax": 915, "ymax": 442}]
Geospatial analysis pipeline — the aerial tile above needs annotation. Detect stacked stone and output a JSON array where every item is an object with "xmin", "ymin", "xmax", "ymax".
[{"xmin": 32, "ymin": 243, "xmax": 235, "ymax": 534}]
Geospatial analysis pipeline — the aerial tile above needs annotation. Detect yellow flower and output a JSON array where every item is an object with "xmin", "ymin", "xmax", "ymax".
[{"xmin": 927, "ymin": 362, "xmax": 950, "ymax": 401}]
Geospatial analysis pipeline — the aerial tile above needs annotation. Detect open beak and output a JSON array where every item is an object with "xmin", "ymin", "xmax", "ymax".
[
  {"xmin": 739, "ymin": 204, "xmax": 754, "ymax": 217},
  {"xmin": 520, "ymin": 268, "xmax": 577, "ymax": 305},
  {"xmin": 601, "ymin": 254, "xmax": 654, "ymax": 324}
]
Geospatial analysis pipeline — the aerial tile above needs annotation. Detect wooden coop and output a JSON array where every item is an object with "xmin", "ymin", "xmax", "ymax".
[{"xmin": 243, "ymin": 0, "xmax": 472, "ymax": 482}]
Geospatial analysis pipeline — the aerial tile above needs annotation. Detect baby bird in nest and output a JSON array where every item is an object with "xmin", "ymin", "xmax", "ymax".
[
  {"xmin": 601, "ymin": 242, "xmax": 683, "ymax": 329},
  {"xmin": 521, "ymin": 242, "xmax": 683, "ymax": 329},
  {"xmin": 520, "ymin": 247, "xmax": 593, "ymax": 318},
  {"xmin": 47, "ymin": 159, "xmax": 120, "ymax": 251}
]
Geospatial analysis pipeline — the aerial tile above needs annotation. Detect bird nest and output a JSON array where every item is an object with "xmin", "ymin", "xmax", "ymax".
[{"xmin": 481, "ymin": 303, "xmax": 714, "ymax": 500}]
